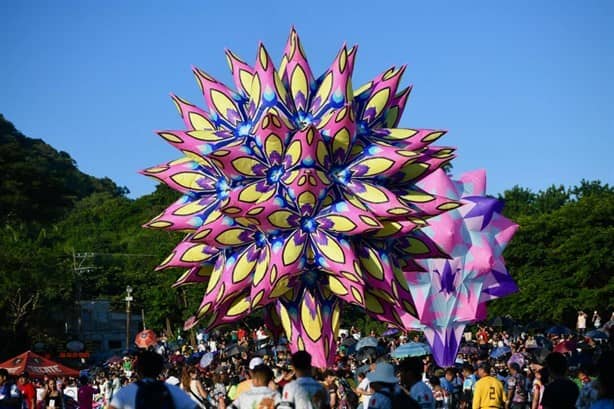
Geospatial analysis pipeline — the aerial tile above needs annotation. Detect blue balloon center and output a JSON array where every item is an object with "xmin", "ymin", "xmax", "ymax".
[
  {"xmin": 254, "ymin": 231, "xmax": 267, "ymax": 248},
  {"xmin": 300, "ymin": 216, "xmax": 318, "ymax": 233},
  {"xmin": 266, "ymin": 165, "xmax": 284, "ymax": 184},
  {"xmin": 215, "ymin": 178, "xmax": 230, "ymax": 199}
]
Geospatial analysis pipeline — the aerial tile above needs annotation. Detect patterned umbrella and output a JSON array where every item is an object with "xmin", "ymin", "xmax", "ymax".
[
  {"xmin": 382, "ymin": 328, "xmax": 400, "ymax": 337},
  {"xmin": 458, "ymin": 344, "xmax": 479, "ymax": 355},
  {"xmin": 135, "ymin": 329, "xmax": 157, "ymax": 349}
]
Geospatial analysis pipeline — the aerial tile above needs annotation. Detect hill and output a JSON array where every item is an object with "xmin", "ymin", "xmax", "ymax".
[{"xmin": 0, "ymin": 114, "xmax": 126, "ymax": 224}]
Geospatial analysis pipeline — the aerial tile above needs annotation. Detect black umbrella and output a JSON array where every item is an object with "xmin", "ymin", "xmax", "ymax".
[
  {"xmin": 547, "ymin": 325, "xmax": 572, "ymax": 336},
  {"xmin": 224, "ymin": 344, "xmax": 246, "ymax": 357},
  {"xmin": 341, "ymin": 337, "xmax": 357, "ymax": 347}
]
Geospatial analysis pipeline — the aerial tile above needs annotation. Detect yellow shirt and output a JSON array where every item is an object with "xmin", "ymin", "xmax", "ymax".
[
  {"xmin": 235, "ymin": 379, "xmax": 252, "ymax": 398},
  {"xmin": 472, "ymin": 376, "xmax": 506, "ymax": 409}
]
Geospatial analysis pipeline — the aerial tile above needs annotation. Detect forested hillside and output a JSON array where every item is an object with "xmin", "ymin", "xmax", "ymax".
[{"xmin": 1, "ymin": 115, "xmax": 612, "ymax": 357}]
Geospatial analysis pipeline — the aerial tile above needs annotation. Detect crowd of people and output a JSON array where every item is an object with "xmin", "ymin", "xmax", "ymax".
[{"xmin": 0, "ymin": 318, "xmax": 613, "ymax": 409}]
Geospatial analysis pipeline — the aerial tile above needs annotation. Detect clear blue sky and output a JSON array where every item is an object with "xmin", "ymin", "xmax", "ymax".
[{"xmin": 2, "ymin": 0, "xmax": 613, "ymax": 198}]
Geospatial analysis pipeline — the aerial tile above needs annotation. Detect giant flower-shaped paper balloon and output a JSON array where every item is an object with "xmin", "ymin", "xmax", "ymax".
[
  {"xmin": 142, "ymin": 29, "xmax": 513, "ymax": 367},
  {"xmin": 406, "ymin": 169, "xmax": 518, "ymax": 367}
]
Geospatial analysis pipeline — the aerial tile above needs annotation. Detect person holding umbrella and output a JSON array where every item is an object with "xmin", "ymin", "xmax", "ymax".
[{"xmin": 505, "ymin": 363, "xmax": 528, "ymax": 409}]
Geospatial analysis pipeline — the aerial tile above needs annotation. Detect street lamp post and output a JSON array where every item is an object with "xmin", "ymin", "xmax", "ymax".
[{"xmin": 125, "ymin": 285, "xmax": 133, "ymax": 350}]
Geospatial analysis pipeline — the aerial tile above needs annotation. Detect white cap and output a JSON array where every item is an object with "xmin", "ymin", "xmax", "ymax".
[
  {"xmin": 249, "ymin": 357, "xmax": 265, "ymax": 370},
  {"xmin": 166, "ymin": 376, "xmax": 180, "ymax": 386}
]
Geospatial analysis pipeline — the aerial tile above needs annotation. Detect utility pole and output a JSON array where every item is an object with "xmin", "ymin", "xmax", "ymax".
[
  {"xmin": 125, "ymin": 286, "xmax": 133, "ymax": 350},
  {"xmin": 72, "ymin": 250, "xmax": 95, "ymax": 340}
]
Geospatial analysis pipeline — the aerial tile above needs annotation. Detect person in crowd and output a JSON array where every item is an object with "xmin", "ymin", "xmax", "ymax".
[
  {"xmin": 78, "ymin": 375, "xmax": 98, "ymax": 409},
  {"xmin": 355, "ymin": 371, "xmax": 373, "ymax": 409},
  {"xmin": 226, "ymin": 364, "xmax": 280, "ymax": 409},
  {"xmin": 235, "ymin": 357, "xmax": 264, "ymax": 398},
  {"xmin": 186, "ymin": 366, "xmax": 211, "ymax": 408},
  {"xmin": 0, "ymin": 369, "xmax": 23, "ymax": 409},
  {"xmin": 575, "ymin": 365, "xmax": 599, "ymax": 409},
  {"xmin": 110, "ymin": 350, "xmax": 196, "ymax": 409},
  {"xmin": 397, "ymin": 357, "xmax": 434, "ymax": 409},
  {"xmin": 540, "ymin": 352, "xmax": 579, "ymax": 409},
  {"xmin": 578, "ymin": 311, "xmax": 588, "ymax": 335},
  {"xmin": 591, "ymin": 351, "xmax": 614, "ymax": 409},
  {"xmin": 323, "ymin": 370, "xmax": 338, "ymax": 409},
  {"xmin": 530, "ymin": 368, "xmax": 548, "ymax": 409},
  {"xmin": 429, "ymin": 376, "xmax": 447, "ymax": 408},
  {"xmin": 16, "ymin": 372, "xmax": 36, "ymax": 409},
  {"xmin": 279, "ymin": 351, "xmax": 329, "ymax": 409},
  {"xmin": 366, "ymin": 362, "xmax": 419, "ymax": 409},
  {"xmin": 472, "ymin": 362, "xmax": 505, "ymax": 409},
  {"xmin": 440, "ymin": 368, "xmax": 459, "ymax": 407},
  {"xmin": 460, "ymin": 363, "xmax": 477, "ymax": 409},
  {"xmin": 41, "ymin": 377, "xmax": 65, "ymax": 409},
  {"xmin": 593, "ymin": 311, "xmax": 602, "ymax": 329},
  {"xmin": 505, "ymin": 363, "xmax": 528, "ymax": 409}
]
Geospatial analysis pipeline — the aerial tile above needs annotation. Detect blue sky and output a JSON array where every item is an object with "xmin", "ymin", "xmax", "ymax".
[{"xmin": 1, "ymin": 0, "xmax": 612, "ymax": 198}]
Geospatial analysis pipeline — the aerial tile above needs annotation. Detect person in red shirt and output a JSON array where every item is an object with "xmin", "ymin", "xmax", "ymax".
[
  {"xmin": 17, "ymin": 372, "xmax": 36, "ymax": 409},
  {"xmin": 238, "ymin": 328, "xmax": 247, "ymax": 343},
  {"xmin": 77, "ymin": 375, "xmax": 99, "ymax": 409}
]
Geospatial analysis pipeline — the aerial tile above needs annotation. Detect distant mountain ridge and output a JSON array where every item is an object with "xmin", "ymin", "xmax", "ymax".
[{"xmin": 0, "ymin": 114, "xmax": 127, "ymax": 224}]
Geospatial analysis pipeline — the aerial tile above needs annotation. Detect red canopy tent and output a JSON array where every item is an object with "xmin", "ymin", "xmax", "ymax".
[{"xmin": 0, "ymin": 351, "xmax": 79, "ymax": 378}]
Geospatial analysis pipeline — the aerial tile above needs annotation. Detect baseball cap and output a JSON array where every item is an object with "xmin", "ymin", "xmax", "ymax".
[{"xmin": 249, "ymin": 357, "xmax": 265, "ymax": 370}]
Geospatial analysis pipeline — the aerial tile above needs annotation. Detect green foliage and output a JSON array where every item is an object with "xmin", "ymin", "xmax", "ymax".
[{"xmin": 490, "ymin": 182, "xmax": 614, "ymax": 325}]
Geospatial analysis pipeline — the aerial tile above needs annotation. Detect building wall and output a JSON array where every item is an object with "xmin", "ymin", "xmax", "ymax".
[{"xmin": 79, "ymin": 300, "xmax": 142, "ymax": 354}]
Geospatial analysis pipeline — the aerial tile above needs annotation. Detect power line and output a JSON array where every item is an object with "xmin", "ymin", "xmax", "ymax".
[{"xmin": 75, "ymin": 252, "xmax": 158, "ymax": 257}]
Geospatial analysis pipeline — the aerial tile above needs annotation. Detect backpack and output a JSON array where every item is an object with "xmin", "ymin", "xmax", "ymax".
[{"xmin": 135, "ymin": 381, "xmax": 176, "ymax": 409}]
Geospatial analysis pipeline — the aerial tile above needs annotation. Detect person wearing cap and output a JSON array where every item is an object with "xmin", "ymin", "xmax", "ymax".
[
  {"xmin": 235, "ymin": 357, "xmax": 265, "ymax": 399},
  {"xmin": 505, "ymin": 363, "xmax": 528, "ymax": 409},
  {"xmin": 17, "ymin": 372, "xmax": 36, "ymax": 409},
  {"xmin": 227, "ymin": 364, "xmax": 280, "ymax": 409},
  {"xmin": 472, "ymin": 362, "xmax": 505, "ymax": 409},
  {"xmin": 279, "ymin": 351, "xmax": 329, "ymax": 409}
]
